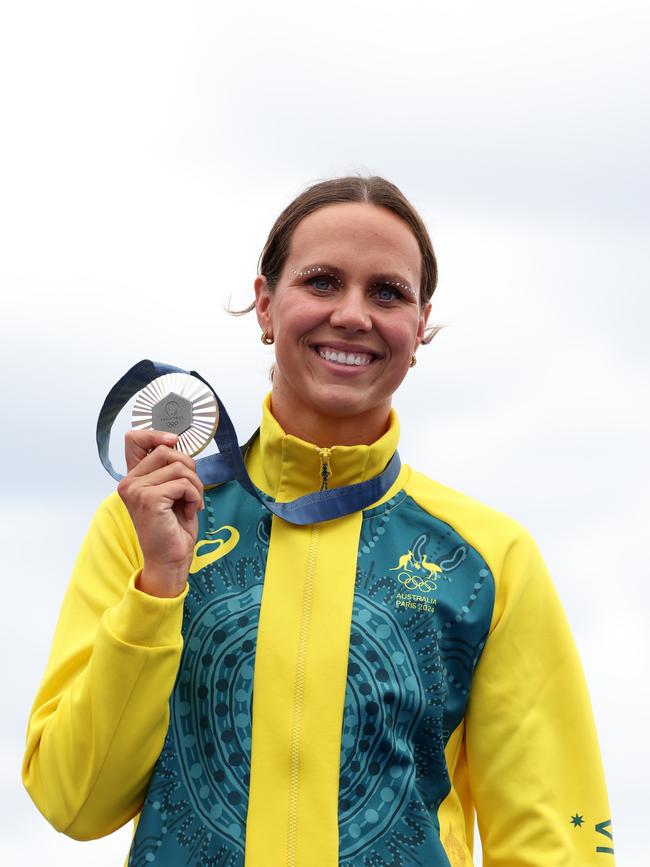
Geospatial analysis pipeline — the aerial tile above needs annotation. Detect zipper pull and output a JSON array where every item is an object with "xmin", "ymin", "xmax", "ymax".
[{"xmin": 317, "ymin": 447, "xmax": 333, "ymax": 491}]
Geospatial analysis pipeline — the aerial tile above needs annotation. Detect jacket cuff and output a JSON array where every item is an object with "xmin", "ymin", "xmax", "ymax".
[{"xmin": 106, "ymin": 571, "xmax": 188, "ymax": 648}]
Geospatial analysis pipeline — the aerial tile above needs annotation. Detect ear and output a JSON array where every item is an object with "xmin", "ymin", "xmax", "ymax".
[
  {"xmin": 254, "ymin": 275, "xmax": 273, "ymax": 334},
  {"xmin": 415, "ymin": 301, "xmax": 432, "ymax": 349}
]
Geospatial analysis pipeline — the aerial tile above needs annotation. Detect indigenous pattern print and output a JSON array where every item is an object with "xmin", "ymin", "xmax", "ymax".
[
  {"xmin": 129, "ymin": 484, "xmax": 269, "ymax": 867},
  {"xmin": 129, "ymin": 489, "xmax": 494, "ymax": 867},
  {"xmin": 338, "ymin": 494, "xmax": 494, "ymax": 866}
]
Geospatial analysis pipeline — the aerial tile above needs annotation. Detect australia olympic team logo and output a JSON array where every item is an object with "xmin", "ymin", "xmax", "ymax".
[{"xmin": 389, "ymin": 548, "xmax": 442, "ymax": 593}]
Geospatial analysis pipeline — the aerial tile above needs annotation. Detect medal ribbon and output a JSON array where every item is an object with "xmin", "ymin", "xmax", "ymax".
[{"xmin": 96, "ymin": 359, "xmax": 401, "ymax": 525}]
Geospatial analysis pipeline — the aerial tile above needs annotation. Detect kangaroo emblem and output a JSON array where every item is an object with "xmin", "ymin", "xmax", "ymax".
[
  {"xmin": 390, "ymin": 547, "xmax": 443, "ymax": 595},
  {"xmin": 390, "ymin": 550, "xmax": 414, "ymax": 571}
]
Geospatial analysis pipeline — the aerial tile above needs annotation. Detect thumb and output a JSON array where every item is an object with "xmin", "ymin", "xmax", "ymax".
[{"xmin": 124, "ymin": 429, "xmax": 178, "ymax": 472}]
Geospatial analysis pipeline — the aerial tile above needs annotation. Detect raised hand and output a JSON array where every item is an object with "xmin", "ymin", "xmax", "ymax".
[{"xmin": 117, "ymin": 430, "xmax": 204, "ymax": 597}]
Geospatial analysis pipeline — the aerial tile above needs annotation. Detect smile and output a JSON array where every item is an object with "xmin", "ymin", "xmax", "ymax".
[{"xmin": 315, "ymin": 345, "xmax": 376, "ymax": 367}]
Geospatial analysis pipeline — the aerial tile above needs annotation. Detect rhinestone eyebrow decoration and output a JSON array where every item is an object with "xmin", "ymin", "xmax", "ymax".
[
  {"xmin": 292, "ymin": 265, "xmax": 417, "ymax": 298},
  {"xmin": 292, "ymin": 266, "xmax": 343, "ymax": 286},
  {"xmin": 292, "ymin": 266, "xmax": 333, "ymax": 277}
]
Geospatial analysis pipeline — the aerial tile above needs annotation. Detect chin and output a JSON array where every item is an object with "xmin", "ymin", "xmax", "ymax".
[{"xmin": 307, "ymin": 386, "xmax": 387, "ymax": 422}]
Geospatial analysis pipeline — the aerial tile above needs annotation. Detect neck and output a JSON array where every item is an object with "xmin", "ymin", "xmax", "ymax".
[
  {"xmin": 269, "ymin": 391, "xmax": 391, "ymax": 447},
  {"xmin": 246, "ymin": 394, "xmax": 401, "ymax": 502}
]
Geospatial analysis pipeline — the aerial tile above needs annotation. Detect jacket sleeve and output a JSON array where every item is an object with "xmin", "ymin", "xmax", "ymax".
[
  {"xmin": 22, "ymin": 493, "xmax": 188, "ymax": 841},
  {"xmin": 465, "ymin": 528, "xmax": 615, "ymax": 865}
]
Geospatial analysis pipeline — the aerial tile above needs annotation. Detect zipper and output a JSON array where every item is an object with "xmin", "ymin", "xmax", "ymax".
[
  {"xmin": 287, "ymin": 525, "xmax": 319, "ymax": 866},
  {"xmin": 317, "ymin": 447, "xmax": 333, "ymax": 491}
]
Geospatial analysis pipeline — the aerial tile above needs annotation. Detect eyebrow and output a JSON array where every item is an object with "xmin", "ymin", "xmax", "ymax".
[{"xmin": 292, "ymin": 262, "xmax": 418, "ymax": 297}]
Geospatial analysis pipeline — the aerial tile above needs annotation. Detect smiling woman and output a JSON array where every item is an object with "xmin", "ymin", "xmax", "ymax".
[
  {"xmin": 23, "ymin": 176, "xmax": 614, "ymax": 866},
  {"xmin": 255, "ymin": 202, "xmax": 430, "ymax": 445}
]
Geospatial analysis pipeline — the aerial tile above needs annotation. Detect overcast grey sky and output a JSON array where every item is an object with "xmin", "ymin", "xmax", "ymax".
[{"xmin": 1, "ymin": 1, "xmax": 648, "ymax": 863}]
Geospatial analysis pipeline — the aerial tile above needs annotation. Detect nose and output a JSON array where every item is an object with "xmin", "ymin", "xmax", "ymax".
[{"xmin": 329, "ymin": 286, "xmax": 372, "ymax": 332}]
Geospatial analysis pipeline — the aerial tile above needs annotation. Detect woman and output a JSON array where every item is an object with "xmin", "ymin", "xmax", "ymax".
[{"xmin": 23, "ymin": 177, "xmax": 614, "ymax": 865}]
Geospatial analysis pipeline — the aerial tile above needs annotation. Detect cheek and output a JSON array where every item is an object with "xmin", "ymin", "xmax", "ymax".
[
  {"xmin": 272, "ymin": 306, "xmax": 314, "ymax": 360},
  {"xmin": 387, "ymin": 317, "xmax": 420, "ymax": 351},
  {"xmin": 275, "ymin": 300, "xmax": 324, "ymax": 342}
]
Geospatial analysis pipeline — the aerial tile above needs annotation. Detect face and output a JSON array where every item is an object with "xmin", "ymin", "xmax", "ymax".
[{"xmin": 255, "ymin": 203, "xmax": 430, "ymax": 439}]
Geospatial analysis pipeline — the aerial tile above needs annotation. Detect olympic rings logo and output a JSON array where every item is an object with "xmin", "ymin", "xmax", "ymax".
[{"xmin": 396, "ymin": 572, "xmax": 437, "ymax": 593}]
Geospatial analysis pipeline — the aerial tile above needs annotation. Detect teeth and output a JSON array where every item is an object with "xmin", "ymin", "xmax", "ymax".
[{"xmin": 318, "ymin": 348, "xmax": 372, "ymax": 366}]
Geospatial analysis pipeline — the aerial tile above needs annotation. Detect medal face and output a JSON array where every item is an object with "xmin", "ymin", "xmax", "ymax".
[{"xmin": 131, "ymin": 372, "xmax": 219, "ymax": 456}]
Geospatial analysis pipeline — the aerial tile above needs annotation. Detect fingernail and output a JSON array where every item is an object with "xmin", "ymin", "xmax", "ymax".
[{"xmin": 163, "ymin": 433, "xmax": 178, "ymax": 442}]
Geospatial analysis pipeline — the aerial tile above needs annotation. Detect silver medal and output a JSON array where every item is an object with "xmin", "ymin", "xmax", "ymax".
[{"xmin": 131, "ymin": 372, "xmax": 219, "ymax": 456}]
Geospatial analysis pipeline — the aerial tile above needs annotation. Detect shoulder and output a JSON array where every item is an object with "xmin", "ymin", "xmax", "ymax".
[
  {"xmin": 401, "ymin": 465, "xmax": 542, "ymax": 578},
  {"xmin": 402, "ymin": 465, "xmax": 527, "ymax": 542},
  {"xmin": 401, "ymin": 466, "xmax": 560, "ymax": 633}
]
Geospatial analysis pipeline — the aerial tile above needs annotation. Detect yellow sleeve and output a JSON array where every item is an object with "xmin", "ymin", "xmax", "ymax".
[
  {"xmin": 22, "ymin": 493, "xmax": 188, "ymax": 841},
  {"xmin": 465, "ymin": 529, "xmax": 614, "ymax": 865}
]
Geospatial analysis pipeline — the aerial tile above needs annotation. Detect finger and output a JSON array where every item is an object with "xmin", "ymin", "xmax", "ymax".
[
  {"xmin": 133, "ymin": 478, "xmax": 203, "ymax": 521},
  {"xmin": 125, "ymin": 430, "xmax": 179, "ymax": 472},
  {"xmin": 178, "ymin": 494, "xmax": 202, "ymax": 525},
  {"xmin": 127, "ymin": 443, "xmax": 197, "ymax": 478},
  {"xmin": 130, "ymin": 462, "xmax": 204, "ymax": 504},
  {"xmin": 149, "ymin": 478, "xmax": 203, "ymax": 511}
]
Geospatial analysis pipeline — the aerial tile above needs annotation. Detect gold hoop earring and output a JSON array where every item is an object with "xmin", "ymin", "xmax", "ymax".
[
  {"xmin": 261, "ymin": 330, "xmax": 274, "ymax": 345},
  {"xmin": 409, "ymin": 354, "xmax": 417, "ymax": 368}
]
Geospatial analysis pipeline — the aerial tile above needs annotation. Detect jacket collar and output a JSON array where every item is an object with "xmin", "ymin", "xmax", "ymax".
[{"xmin": 246, "ymin": 394, "xmax": 400, "ymax": 504}]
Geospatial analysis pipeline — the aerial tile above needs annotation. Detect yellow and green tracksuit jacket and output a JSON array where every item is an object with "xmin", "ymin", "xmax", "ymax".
[{"xmin": 23, "ymin": 398, "xmax": 614, "ymax": 865}]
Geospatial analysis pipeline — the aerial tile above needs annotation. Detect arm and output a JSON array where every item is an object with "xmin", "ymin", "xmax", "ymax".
[
  {"xmin": 465, "ymin": 530, "xmax": 614, "ymax": 865},
  {"xmin": 22, "ymin": 492, "xmax": 188, "ymax": 840}
]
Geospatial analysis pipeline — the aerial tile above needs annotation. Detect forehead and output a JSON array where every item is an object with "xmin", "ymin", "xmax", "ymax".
[{"xmin": 286, "ymin": 203, "xmax": 421, "ymax": 281}]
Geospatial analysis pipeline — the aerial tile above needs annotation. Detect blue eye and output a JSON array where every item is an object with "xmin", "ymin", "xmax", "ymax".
[
  {"xmin": 308, "ymin": 275, "xmax": 338, "ymax": 292},
  {"xmin": 374, "ymin": 285, "xmax": 398, "ymax": 302},
  {"xmin": 312, "ymin": 277, "xmax": 332, "ymax": 290}
]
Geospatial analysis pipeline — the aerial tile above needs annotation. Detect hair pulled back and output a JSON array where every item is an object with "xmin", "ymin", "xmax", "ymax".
[
  {"xmin": 260, "ymin": 176, "xmax": 437, "ymax": 301},
  {"xmin": 234, "ymin": 175, "xmax": 440, "ymax": 343}
]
